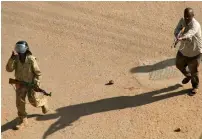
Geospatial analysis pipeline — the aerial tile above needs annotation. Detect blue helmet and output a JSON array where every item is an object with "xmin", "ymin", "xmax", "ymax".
[{"xmin": 15, "ymin": 41, "xmax": 29, "ymax": 54}]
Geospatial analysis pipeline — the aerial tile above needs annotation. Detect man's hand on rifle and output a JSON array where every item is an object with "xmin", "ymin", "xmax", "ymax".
[
  {"xmin": 177, "ymin": 37, "xmax": 187, "ymax": 41},
  {"xmin": 177, "ymin": 37, "xmax": 183, "ymax": 41}
]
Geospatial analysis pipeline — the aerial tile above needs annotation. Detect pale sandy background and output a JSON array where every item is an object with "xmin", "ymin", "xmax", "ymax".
[{"xmin": 1, "ymin": 2, "xmax": 202, "ymax": 139}]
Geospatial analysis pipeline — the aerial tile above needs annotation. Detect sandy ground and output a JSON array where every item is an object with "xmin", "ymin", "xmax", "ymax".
[{"xmin": 1, "ymin": 2, "xmax": 202, "ymax": 139}]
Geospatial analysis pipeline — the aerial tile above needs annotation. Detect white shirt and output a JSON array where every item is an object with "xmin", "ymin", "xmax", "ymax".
[{"xmin": 174, "ymin": 18, "xmax": 202, "ymax": 57}]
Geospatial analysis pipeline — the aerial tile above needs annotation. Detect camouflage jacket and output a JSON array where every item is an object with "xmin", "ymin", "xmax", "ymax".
[{"xmin": 6, "ymin": 54, "xmax": 42, "ymax": 86}]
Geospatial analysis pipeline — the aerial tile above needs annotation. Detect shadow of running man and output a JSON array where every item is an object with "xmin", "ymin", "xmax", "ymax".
[
  {"xmin": 36, "ymin": 84, "xmax": 190, "ymax": 139},
  {"xmin": 130, "ymin": 58, "xmax": 176, "ymax": 73}
]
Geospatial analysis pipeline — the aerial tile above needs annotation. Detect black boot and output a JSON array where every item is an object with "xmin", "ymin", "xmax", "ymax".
[{"xmin": 182, "ymin": 77, "xmax": 191, "ymax": 84}]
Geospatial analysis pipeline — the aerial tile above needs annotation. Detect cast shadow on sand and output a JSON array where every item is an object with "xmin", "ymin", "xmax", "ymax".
[
  {"xmin": 1, "ymin": 114, "xmax": 43, "ymax": 133},
  {"xmin": 130, "ymin": 58, "xmax": 176, "ymax": 73},
  {"xmin": 36, "ymin": 84, "xmax": 190, "ymax": 139}
]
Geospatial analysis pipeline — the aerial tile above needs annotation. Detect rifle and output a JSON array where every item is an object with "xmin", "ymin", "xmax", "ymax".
[
  {"xmin": 172, "ymin": 27, "xmax": 185, "ymax": 48},
  {"xmin": 9, "ymin": 78, "xmax": 52, "ymax": 96}
]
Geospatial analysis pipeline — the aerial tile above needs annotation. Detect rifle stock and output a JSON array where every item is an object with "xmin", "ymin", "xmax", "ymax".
[{"xmin": 9, "ymin": 78, "xmax": 52, "ymax": 96}]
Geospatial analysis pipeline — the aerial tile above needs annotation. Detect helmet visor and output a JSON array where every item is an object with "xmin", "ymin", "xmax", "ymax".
[{"xmin": 15, "ymin": 44, "xmax": 27, "ymax": 53}]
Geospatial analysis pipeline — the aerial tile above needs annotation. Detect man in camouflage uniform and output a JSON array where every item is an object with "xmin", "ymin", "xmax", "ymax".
[{"xmin": 6, "ymin": 40, "xmax": 49, "ymax": 130}]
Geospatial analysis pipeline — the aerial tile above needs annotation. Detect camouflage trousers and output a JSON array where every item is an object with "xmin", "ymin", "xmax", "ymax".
[{"xmin": 15, "ymin": 86, "xmax": 48, "ymax": 118}]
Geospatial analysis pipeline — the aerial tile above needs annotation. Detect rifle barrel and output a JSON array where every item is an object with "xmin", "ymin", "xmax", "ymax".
[{"xmin": 8, "ymin": 78, "xmax": 52, "ymax": 97}]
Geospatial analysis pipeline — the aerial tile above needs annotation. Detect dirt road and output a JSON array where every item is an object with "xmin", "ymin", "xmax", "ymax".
[{"xmin": 1, "ymin": 2, "xmax": 202, "ymax": 139}]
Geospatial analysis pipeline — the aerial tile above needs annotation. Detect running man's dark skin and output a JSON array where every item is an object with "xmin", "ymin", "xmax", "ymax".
[{"xmin": 178, "ymin": 8, "xmax": 194, "ymax": 41}]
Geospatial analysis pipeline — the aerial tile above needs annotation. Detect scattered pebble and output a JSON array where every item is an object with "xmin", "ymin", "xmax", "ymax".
[
  {"xmin": 105, "ymin": 80, "xmax": 114, "ymax": 85},
  {"xmin": 174, "ymin": 128, "xmax": 181, "ymax": 132}
]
